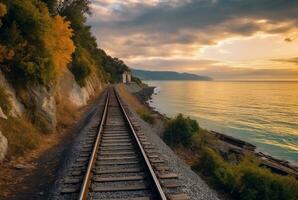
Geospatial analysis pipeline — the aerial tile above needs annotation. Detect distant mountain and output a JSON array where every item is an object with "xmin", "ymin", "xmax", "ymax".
[{"xmin": 132, "ymin": 69, "xmax": 212, "ymax": 81}]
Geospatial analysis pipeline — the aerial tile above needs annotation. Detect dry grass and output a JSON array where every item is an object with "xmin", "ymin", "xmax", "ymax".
[
  {"xmin": 116, "ymin": 84, "xmax": 154, "ymax": 124},
  {"xmin": 0, "ymin": 117, "xmax": 40, "ymax": 157},
  {"xmin": 56, "ymin": 98, "xmax": 79, "ymax": 129}
]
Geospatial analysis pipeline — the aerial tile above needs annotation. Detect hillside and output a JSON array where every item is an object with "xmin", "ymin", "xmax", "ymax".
[
  {"xmin": 132, "ymin": 69, "xmax": 212, "ymax": 81},
  {"xmin": 0, "ymin": 0, "xmax": 130, "ymax": 163}
]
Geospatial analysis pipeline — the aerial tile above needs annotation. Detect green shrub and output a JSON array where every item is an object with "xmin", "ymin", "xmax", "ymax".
[
  {"xmin": 131, "ymin": 76, "xmax": 144, "ymax": 87},
  {"xmin": 196, "ymin": 147, "xmax": 298, "ymax": 200},
  {"xmin": 0, "ymin": 0, "xmax": 74, "ymax": 86},
  {"xmin": 237, "ymin": 158, "xmax": 298, "ymax": 200},
  {"xmin": 70, "ymin": 47, "xmax": 92, "ymax": 87},
  {"xmin": 191, "ymin": 128, "xmax": 216, "ymax": 150},
  {"xmin": 70, "ymin": 59, "xmax": 91, "ymax": 87},
  {"xmin": 163, "ymin": 113, "xmax": 199, "ymax": 147},
  {"xmin": 0, "ymin": 86, "xmax": 11, "ymax": 115}
]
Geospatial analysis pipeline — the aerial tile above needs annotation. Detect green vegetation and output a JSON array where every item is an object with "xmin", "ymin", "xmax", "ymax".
[
  {"xmin": 0, "ymin": 0, "xmax": 130, "ymax": 87},
  {"xmin": 70, "ymin": 47, "xmax": 92, "ymax": 87},
  {"xmin": 138, "ymin": 110, "xmax": 155, "ymax": 124},
  {"xmin": 163, "ymin": 114, "xmax": 199, "ymax": 147},
  {"xmin": 0, "ymin": 86, "xmax": 11, "ymax": 115},
  {"xmin": 59, "ymin": 0, "xmax": 128, "ymax": 85},
  {"xmin": 163, "ymin": 113, "xmax": 298, "ymax": 200},
  {"xmin": 192, "ymin": 147, "xmax": 298, "ymax": 200},
  {"xmin": 0, "ymin": 0, "xmax": 133, "ymax": 160},
  {"xmin": 131, "ymin": 76, "xmax": 145, "ymax": 87},
  {"xmin": 0, "ymin": 0, "xmax": 74, "ymax": 86}
]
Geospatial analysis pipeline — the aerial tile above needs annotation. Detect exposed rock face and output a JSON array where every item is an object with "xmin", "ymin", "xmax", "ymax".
[
  {"xmin": 28, "ymin": 86, "xmax": 57, "ymax": 132},
  {"xmin": 56, "ymin": 69, "xmax": 103, "ymax": 107},
  {"xmin": 0, "ymin": 131, "xmax": 8, "ymax": 162},
  {"xmin": 0, "ymin": 72, "xmax": 25, "ymax": 117},
  {"xmin": 0, "ymin": 107, "xmax": 7, "ymax": 119},
  {"xmin": 0, "ymin": 69, "xmax": 104, "ymax": 133}
]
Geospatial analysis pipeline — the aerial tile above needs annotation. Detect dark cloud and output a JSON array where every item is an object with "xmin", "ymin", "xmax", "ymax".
[
  {"xmin": 271, "ymin": 57, "xmax": 298, "ymax": 64},
  {"xmin": 88, "ymin": 0, "xmax": 298, "ymax": 59},
  {"xmin": 88, "ymin": 0, "xmax": 298, "ymax": 79},
  {"xmin": 284, "ymin": 38, "xmax": 293, "ymax": 42},
  {"xmin": 90, "ymin": 0, "xmax": 298, "ymax": 34}
]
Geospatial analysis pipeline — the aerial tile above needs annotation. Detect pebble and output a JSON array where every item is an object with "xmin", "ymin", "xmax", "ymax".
[{"xmin": 14, "ymin": 164, "xmax": 30, "ymax": 170}]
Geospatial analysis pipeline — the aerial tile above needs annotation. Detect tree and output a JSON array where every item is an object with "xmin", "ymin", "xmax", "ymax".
[
  {"xmin": 41, "ymin": 0, "xmax": 58, "ymax": 14},
  {"xmin": 70, "ymin": 47, "xmax": 92, "ymax": 86},
  {"xmin": 0, "ymin": 3, "xmax": 13, "ymax": 63},
  {"xmin": 44, "ymin": 15, "xmax": 75, "ymax": 75},
  {"xmin": 0, "ymin": 0, "xmax": 74, "ymax": 86}
]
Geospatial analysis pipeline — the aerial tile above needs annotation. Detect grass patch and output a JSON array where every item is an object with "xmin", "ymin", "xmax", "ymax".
[
  {"xmin": 116, "ymin": 84, "xmax": 154, "ymax": 124},
  {"xmin": 137, "ymin": 110, "xmax": 155, "ymax": 124},
  {"xmin": 0, "ymin": 117, "xmax": 40, "ymax": 157},
  {"xmin": 56, "ymin": 98, "xmax": 78, "ymax": 129}
]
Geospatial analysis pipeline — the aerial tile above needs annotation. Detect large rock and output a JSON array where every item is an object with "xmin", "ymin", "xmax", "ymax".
[
  {"xmin": 28, "ymin": 86, "xmax": 57, "ymax": 132},
  {"xmin": 0, "ymin": 72, "xmax": 25, "ymax": 117},
  {"xmin": 0, "ymin": 107, "xmax": 7, "ymax": 119},
  {"xmin": 0, "ymin": 131, "xmax": 8, "ymax": 162},
  {"xmin": 56, "ymin": 69, "xmax": 103, "ymax": 107}
]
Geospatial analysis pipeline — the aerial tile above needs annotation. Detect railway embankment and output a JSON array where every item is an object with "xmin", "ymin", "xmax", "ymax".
[
  {"xmin": 117, "ymin": 84, "xmax": 221, "ymax": 199},
  {"xmin": 0, "ymin": 89, "xmax": 107, "ymax": 200}
]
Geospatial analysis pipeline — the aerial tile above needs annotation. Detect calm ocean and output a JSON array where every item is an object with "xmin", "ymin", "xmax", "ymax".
[{"xmin": 145, "ymin": 81, "xmax": 298, "ymax": 165}]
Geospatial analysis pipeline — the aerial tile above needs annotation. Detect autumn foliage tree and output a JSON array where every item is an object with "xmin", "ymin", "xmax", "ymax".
[
  {"xmin": 0, "ymin": 0, "xmax": 74, "ymax": 86},
  {"xmin": 59, "ymin": 0, "xmax": 129, "ymax": 84},
  {"xmin": 44, "ymin": 15, "xmax": 75, "ymax": 75},
  {"xmin": 0, "ymin": 0, "xmax": 129, "ymax": 87}
]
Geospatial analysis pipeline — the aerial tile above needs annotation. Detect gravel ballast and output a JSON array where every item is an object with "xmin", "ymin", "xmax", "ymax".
[
  {"xmin": 49, "ymin": 90, "xmax": 108, "ymax": 200},
  {"xmin": 123, "ymin": 101, "xmax": 220, "ymax": 200},
  {"xmin": 51, "ymin": 88, "xmax": 220, "ymax": 200}
]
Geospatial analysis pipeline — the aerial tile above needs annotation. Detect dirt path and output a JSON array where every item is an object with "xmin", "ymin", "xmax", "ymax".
[{"xmin": 0, "ymin": 91, "xmax": 106, "ymax": 200}]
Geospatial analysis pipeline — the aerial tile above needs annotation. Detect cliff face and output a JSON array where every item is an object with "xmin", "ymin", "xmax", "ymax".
[
  {"xmin": 0, "ymin": 69, "xmax": 105, "ymax": 161},
  {"xmin": 56, "ymin": 70, "xmax": 103, "ymax": 107},
  {"xmin": 0, "ymin": 72, "xmax": 25, "ymax": 117}
]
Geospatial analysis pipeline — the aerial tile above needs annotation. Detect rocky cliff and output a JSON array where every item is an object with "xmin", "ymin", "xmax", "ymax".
[{"xmin": 0, "ymin": 69, "xmax": 105, "ymax": 161}]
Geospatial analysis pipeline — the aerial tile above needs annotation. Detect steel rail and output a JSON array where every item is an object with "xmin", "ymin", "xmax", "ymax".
[
  {"xmin": 114, "ymin": 87, "xmax": 167, "ymax": 200},
  {"xmin": 78, "ymin": 90, "xmax": 110, "ymax": 200}
]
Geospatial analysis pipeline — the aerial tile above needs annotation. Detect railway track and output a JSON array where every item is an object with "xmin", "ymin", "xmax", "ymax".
[{"xmin": 60, "ymin": 87, "xmax": 189, "ymax": 200}]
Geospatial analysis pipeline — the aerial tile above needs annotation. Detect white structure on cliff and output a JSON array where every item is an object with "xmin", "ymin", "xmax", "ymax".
[{"xmin": 122, "ymin": 71, "xmax": 131, "ymax": 83}]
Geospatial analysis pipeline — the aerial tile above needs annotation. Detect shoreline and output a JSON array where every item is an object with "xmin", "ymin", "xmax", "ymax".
[{"xmin": 134, "ymin": 84, "xmax": 298, "ymax": 178}]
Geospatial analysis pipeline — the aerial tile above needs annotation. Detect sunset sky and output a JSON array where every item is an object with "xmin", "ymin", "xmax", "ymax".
[{"xmin": 88, "ymin": 0, "xmax": 298, "ymax": 80}]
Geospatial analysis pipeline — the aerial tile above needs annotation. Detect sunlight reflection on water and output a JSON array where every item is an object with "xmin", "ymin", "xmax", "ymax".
[{"xmin": 145, "ymin": 81, "xmax": 298, "ymax": 164}]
